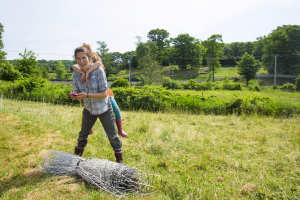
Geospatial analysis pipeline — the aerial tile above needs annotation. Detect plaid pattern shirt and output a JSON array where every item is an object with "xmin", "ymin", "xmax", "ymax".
[{"xmin": 72, "ymin": 66, "xmax": 110, "ymax": 115}]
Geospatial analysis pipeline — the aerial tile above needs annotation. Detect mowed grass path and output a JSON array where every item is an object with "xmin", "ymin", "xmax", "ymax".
[{"xmin": 1, "ymin": 108, "xmax": 300, "ymax": 199}]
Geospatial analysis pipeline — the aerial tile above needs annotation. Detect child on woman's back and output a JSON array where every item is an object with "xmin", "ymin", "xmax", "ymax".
[{"xmin": 72, "ymin": 44, "xmax": 127, "ymax": 137}]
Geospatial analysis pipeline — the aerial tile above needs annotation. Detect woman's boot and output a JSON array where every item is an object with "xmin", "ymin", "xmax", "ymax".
[
  {"xmin": 115, "ymin": 151, "xmax": 123, "ymax": 163},
  {"xmin": 116, "ymin": 119, "xmax": 128, "ymax": 137},
  {"xmin": 74, "ymin": 146, "xmax": 84, "ymax": 156}
]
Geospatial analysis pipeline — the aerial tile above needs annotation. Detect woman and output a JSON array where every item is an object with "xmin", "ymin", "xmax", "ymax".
[{"xmin": 70, "ymin": 44, "xmax": 123, "ymax": 163}]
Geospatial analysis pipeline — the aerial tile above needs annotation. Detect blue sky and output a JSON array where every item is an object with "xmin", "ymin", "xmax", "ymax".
[{"xmin": 1, "ymin": 0, "xmax": 299, "ymax": 60}]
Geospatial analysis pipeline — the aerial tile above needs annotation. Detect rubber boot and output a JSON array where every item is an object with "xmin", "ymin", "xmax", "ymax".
[
  {"xmin": 115, "ymin": 151, "xmax": 123, "ymax": 163},
  {"xmin": 116, "ymin": 119, "xmax": 128, "ymax": 137},
  {"xmin": 74, "ymin": 146, "xmax": 84, "ymax": 156}
]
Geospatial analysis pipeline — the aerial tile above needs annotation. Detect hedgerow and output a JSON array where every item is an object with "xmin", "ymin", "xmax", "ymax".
[{"xmin": 1, "ymin": 78, "xmax": 299, "ymax": 116}]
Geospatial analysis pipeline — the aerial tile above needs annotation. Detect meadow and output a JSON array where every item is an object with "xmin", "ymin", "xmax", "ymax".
[{"xmin": 0, "ymin": 97, "xmax": 300, "ymax": 199}]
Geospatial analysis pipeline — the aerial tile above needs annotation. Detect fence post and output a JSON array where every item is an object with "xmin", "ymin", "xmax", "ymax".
[
  {"xmin": 43, "ymin": 97, "xmax": 46, "ymax": 122},
  {"xmin": 1, "ymin": 94, "xmax": 2, "ymax": 112}
]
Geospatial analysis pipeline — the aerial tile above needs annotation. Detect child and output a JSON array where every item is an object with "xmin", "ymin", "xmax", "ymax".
[{"xmin": 72, "ymin": 44, "xmax": 128, "ymax": 138}]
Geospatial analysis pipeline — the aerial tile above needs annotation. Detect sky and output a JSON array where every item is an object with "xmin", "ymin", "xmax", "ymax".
[{"xmin": 1, "ymin": 0, "xmax": 299, "ymax": 60}]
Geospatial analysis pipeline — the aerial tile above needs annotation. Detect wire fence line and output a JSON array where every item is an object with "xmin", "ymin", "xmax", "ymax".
[{"xmin": 0, "ymin": 94, "xmax": 86, "ymax": 134}]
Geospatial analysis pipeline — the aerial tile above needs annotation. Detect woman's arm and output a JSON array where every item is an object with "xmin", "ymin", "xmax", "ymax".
[
  {"xmin": 72, "ymin": 89, "xmax": 108, "ymax": 100},
  {"xmin": 72, "ymin": 64, "xmax": 86, "ymax": 82}
]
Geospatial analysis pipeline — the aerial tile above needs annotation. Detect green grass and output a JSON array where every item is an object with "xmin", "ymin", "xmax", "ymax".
[
  {"xmin": 169, "ymin": 88, "xmax": 300, "ymax": 103},
  {"xmin": 1, "ymin": 98, "xmax": 300, "ymax": 199}
]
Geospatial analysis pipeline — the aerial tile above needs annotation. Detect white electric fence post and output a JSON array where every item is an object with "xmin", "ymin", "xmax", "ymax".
[
  {"xmin": 1, "ymin": 94, "xmax": 3, "ymax": 112},
  {"xmin": 43, "ymin": 97, "xmax": 45, "ymax": 122}
]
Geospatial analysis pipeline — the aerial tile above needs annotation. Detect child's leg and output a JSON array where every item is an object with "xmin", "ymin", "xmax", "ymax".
[
  {"xmin": 110, "ymin": 97, "xmax": 121, "ymax": 119},
  {"xmin": 110, "ymin": 98, "xmax": 128, "ymax": 137}
]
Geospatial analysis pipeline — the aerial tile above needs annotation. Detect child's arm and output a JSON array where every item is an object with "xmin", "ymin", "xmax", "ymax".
[
  {"xmin": 86, "ymin": 62, "xmax": 102, "ymax": 83},
  {"xmin": 72, "ymin": 64, "xmax": 86, "ymax": 82}
]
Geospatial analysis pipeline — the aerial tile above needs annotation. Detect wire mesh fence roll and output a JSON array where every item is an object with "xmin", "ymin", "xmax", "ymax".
[{"xmin": 39, "ymin": 151, "xmax": 154, "ymax": 196}]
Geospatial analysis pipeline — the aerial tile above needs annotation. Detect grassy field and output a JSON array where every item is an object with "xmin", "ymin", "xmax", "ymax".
[
  {"xmin": 169, "ymin": 89, "xmax": 300, "ymax": 104},
  {"xmin": 1, "ymin": 97, "xmax": 300, "ymax": 199}
]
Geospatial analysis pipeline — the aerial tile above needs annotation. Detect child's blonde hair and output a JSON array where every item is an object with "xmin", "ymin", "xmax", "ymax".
[{"xmin": 82, "ymin": 43, "xmax": 105, "ymax": 70}]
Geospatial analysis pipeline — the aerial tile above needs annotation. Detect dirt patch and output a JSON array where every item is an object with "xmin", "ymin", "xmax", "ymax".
[
  {"xmin": 240, "ymin": 183, "xmax": 257, "ymax": 194},
  {"xmin": 22, "ymin": 168, "xmax": 43, "ymax": 177}
]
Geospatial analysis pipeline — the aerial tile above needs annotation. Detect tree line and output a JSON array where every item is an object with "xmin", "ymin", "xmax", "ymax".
[{"xmin": 0, "ymin": 22, "xmax": 300, "ymax": 84}]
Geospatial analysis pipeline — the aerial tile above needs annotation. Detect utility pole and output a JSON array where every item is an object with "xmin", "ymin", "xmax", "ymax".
[
  {"xmin": 274, "ymin": 54, "xmax": 279, "ymax": 85},
  {"xmin": 128, "ymin": 55, "xmax": 132, "ymax": 86}
]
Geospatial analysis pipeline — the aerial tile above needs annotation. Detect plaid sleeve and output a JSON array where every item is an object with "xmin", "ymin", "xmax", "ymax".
[
  {"xmin": 97, "ymin": 68, "xmax": 108, "ymax": 91},
  {"xmin": 72, "ymin": 71, "xmax": 79, "ymax": 92}
]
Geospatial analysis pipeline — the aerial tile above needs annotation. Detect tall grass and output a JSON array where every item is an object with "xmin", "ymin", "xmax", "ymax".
[{"xmin": 1, "ymin": 98, "xmax": 300, "ymax": 199}]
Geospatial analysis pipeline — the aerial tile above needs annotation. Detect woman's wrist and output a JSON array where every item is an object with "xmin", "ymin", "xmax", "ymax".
[{"xmin": 86, "ymin": 93, "xmax": 89, "ymax": 98}]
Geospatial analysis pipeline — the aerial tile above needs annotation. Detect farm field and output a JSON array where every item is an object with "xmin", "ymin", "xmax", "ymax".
[{"xmin": 0, "ymin": 98, "xmax": 300, "ymax": 199}]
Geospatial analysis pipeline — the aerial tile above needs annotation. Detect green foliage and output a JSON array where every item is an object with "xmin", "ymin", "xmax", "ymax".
[
  {"xmin": 138, "ymin": 48, "xmax": 163, "ymax": 85},
  {"xmin": 281, "ymin": 82, "xmax": 296, "ymax": 92},
  {"xmin": 171, "ymin": 33, "xmax": 203, "ymax": 70},
  {"xmin": 111, "ymin": 85, "xmax": 298, "ymax": 116},
  {"xmin": 0, "ymin": 77, "xmax": 73, "ymax": 102},
  {"xmin": 203, "ymin": 34, "xmax": 225, "ymax": 76},
  {"xmin": 170, "ymin": 65, "xmax": 179, "ymax": 72},
  {"xmin": 0, "ymin": 22, "xmax": 7, "ymax": 64},
  {"xmin": 262, "ymin": 25, "xmax": 300, "ymax": 75},
  {"xmin": 0, "ymin": 61, "xmax": 22, "ymax": 81},
  {"xmin": 237, "ymin": 52, "xmax": 261, "ymax": 86},
  {"xmin": 147, "ymin": 28, "xmax": 171, "ymax": 64},
  {"xmin": 17, "ymin": 48, "xmax": 42, "ymax": 78},
  {"xmin": 110, "ymin": 79, "xmax": 129, "ymax": 88},
  {"xmin": 136, "ymin": 42, "xmax": 159, "ymax": 64},
  {"xmin": 222, "ymin": 83, "xmax": 242, "ymax": 90},
  {"xmin": 162, "ymin": 77, "xmax": 182, "ymax": 89},
  {"xmin": 55, "ymin": 61, "xmax": 67, "ymax": 80},
  {"xmin": 295, "ymin": 76, "xmax": 300, "ymax": 90}
]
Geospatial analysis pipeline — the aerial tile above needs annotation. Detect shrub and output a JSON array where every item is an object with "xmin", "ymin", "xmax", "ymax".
[
  {"xmin": 110, "ymin": 79, "xmax": 129, "ymax": 88},
  {"xmin": 196, "ymin": 82, "xmax": 213, "ymax": 90},
  {"xmin": 281, "ymin": 82, "xmax": 296, "ymax": 92},
  {"xmin": 295, "ymin": 77, "xmax": 300, "ymax": 91},
  {"xmin": 170, "ymin": 65, "xmax": 179, "ymax": 72},
  {"xmin": 222, "ymin": 83, "xmax": 242, "ymax": 90},
  {"xmin": 162, "ymin": 77, "xmax": 181, "ymax": 89}
]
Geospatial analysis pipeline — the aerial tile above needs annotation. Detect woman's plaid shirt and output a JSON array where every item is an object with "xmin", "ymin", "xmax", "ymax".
[{"xmin": 72, "ymin": 67, "xmax": 110, "ymax": 115}]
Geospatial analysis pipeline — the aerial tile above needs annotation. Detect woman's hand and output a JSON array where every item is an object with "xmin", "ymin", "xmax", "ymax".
[
  {"xmin": 70, "ymin": 92, "xmax": 88, "ymax": 100},
  {"xmin": 76, "ymin": 92, "xmax": 88, "ymax": 100}
]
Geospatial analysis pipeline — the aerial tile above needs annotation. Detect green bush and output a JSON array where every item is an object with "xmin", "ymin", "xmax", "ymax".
[
  {"xmin": 281, "ymin": 82, "xmax": 296, "ymax": 92},
  {"xmin": 162, "ymin": 77, "xmax": 182, "ymax": 89},
  {"xmin": 110, "ymin": 79, "xmax": 129, "ymax": 88},
  {"xmin": 295, "ymin": 77, "xmax": 300, "ymax": 90},
  {"xmin": 196, "ymin": 82, "xmax": 213, "ymax": 90},
  {"xmin": 222, "ymin": 83, "xmax": 242, "ymax": 90}
]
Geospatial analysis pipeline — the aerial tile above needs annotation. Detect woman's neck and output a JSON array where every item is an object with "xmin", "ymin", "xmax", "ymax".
[{"xmin": 82, "ymin": 64, "xmax": 90, "ymax": 72}]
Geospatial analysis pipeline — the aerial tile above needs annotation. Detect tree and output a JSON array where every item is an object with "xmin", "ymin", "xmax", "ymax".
[
  {"xmin": 147, "ymin": 29, "xmax": 170, "ymax": 65},
  {"xmin": 136, "ymin": 42, "xmax": 158, "ymax": 64},
  {"xmin": 55, "ymin": 61, "xmax": 67, "ymax": 80},
  {"xmin": 252, "ymin": 36, "xmax": 265, "ymax": 58},
  {"xmin": 0, "ymin": 61, "xmax": 21, "ymax": 81},
  {"xmin": 262, "ymin": 25, "xmax": 300, "ymax": 75},
  {"xmin": 41, "ymin": 65, "xmax": 49, "ymax": 79},
  {"xmin": 237, "ymin": 52, "xmax": 261, "ymax": 86},
  {"xmin": 17, "ymin": 48, "xmax": 42, "ymax": 77},
  {"xmin": 203, "ymin": 34, "xmax": 225, "ymax": 81},
  {"xmin": 171, "ymin": 33, "xmax": 203, "ymax": 70},
  {"xmin": 0, "ymin": 22, "xmax": 7, "ymax": 65},
  {"xmin": 96, "ymin": 41, "xmax": 113, "ymax": 76},
  {"xmin": 138, "ymin": 49, "xmax": 163, "ymax": 85}
]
